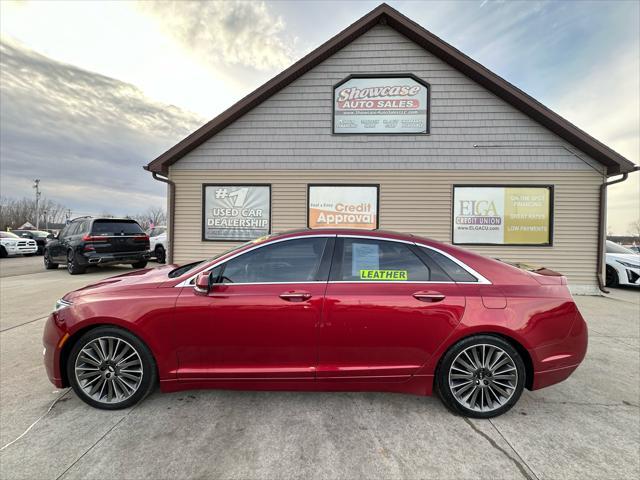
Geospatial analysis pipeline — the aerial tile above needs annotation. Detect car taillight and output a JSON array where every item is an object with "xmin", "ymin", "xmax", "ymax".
[
  {"xmin": 134, "ymin": 235, "xmax": 149, "ymax": 242},
  {"xmin": 82, "ymin": 235, "xmax": 107, "ymax": 242}
]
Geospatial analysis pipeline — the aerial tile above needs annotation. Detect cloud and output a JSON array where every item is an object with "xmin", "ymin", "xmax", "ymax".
[
  {"xmin": 0, "ymin": 39, "xmax": 204, "ymax": 216},
  {"xmin": 138, "ymin": 0, "xmax": 295, "ymax": 71}
]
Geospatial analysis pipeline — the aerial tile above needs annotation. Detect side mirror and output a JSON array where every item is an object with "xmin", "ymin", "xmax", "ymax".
[{"xmin": 194, "ymin": 271, "xmax": 211, "ymax": 295}]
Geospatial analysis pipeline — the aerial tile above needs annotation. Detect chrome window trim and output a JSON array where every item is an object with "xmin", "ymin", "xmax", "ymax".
[
  {"xmin": 176, "ymin": 234, "xmax": 336, "ymax": 287},
  {"xmin": 176, "ymin": 233, "xmax": 490, "ymax": 287}
]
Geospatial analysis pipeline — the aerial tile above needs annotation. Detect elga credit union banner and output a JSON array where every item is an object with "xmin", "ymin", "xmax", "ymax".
[
  {"xmin": 453, "ymin": 187, "xmax": 551, "ymax": 245},
  {"xmin": 309, "ymin": 186, "xmax": 378, "ymax": 229},
  {"xmin": 334, "ymin": 77, "xmax": 428, "ymax": 133},
  {"xmin": 203, "ymin": 185, "xmax": 270, "ymax": 241}
]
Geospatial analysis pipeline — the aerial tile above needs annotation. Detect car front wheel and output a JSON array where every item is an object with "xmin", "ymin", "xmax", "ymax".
[
  {"xmin": 437, "ymin": 335, "xmax": 525, "ymax": 418},
  {"xmin": 67, "ymin": 327, "xmax": 157, "ymax": 410},
  {"xmin": 43, "ymin": 250, "xmax": 58, "ymax": 269},
  {"xmin": 606, "ymin": 265, "xmax": 619, "ymax": 287}
]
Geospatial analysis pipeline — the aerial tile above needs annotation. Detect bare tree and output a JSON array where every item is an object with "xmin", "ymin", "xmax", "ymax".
[
  {"xmin": 131, "ymin": 207, "xmax": 166, "ymax": 231},
  {"xmin": 629, "ymin": 218, "xmax": 640, "ymax": 237},
  {"xmin": 0, "ymin": 196, "xmax": 69, "ymax": 230}
]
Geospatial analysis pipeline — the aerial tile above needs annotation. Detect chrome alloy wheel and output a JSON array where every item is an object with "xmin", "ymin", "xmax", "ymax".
[
  {"xmin": 74, "ymin": 336, "xmax": 144, "ymax": 404},
  {"xmin": 448, "ymin": 344, "xmax": 518, "ymax": 413}
]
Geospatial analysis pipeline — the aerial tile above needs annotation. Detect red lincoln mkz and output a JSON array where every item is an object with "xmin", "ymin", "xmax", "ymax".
[{"xmin": 43, "ymin": 229, "xmax": 588, "ymax": 418}]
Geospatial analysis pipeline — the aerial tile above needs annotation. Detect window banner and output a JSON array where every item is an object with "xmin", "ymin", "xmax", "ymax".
[
  {"xmin": 453, "ymin": 186, "xmax": 551, "ymax": 245},
  {"xmin": 308, "ymin": 186, "xmax": 378, "ymax": 230},
  {"xmin": 203, "ymin": 185, "xmax": 270, "ymax": 241}
]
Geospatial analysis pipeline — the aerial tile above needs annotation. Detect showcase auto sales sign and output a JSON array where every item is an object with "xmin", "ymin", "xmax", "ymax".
[{"xmin": 334, "ymin": 76, "xmax": 428, "ymax": 133}]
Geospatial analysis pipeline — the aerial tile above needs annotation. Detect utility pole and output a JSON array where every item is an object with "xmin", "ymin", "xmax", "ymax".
[
  {"xmin": 33, "ymin": 179, "xmax": 41, "ymax": 230},
  {"xmin": 66, "ymin": 209, "xmax": 72, "ymax": 223},
  {"xmin": 44, "ymin": 210, "xmax": 48, "ymax": 231}
]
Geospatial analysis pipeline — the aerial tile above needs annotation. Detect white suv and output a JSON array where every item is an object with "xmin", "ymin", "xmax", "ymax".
[
  {"xmin": 147, "ymin": 226, "xmax": 167, "ymax": 263},
  {"xmin": 0, "ymin": 231, "xmax": 38, "ymax": 258}
]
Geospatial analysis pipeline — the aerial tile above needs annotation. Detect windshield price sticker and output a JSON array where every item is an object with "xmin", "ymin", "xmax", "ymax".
[{"xmin": 360, "ymin": 270, "xmax": 408, "ymax": 281}]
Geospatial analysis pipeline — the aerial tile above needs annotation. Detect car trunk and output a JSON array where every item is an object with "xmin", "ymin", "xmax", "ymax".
[{"xmin": 86, "ymin": 220, "xmax": 149, "ymax": 254}]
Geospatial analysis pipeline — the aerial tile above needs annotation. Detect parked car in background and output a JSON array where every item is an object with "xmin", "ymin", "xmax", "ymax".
[
  {"xmin": 43, "ymin": 217, "xmax": 150, "ymax": 274},
  {"xmin": 12, "ymin": 229, "xmax": 54, "ymax": 255},
  {"xmin": 44, "ymin": 229, "xmax": 588, "ymax": 418},
  {"xmin": 0, "ymin": 231, "xmax": 38, "ymax": 257},
  {"xmin": 147, "ymin": 226, "xmax": 167, "ymax": 264},
  {"xmin": 605, "ymin": 240, "xmax": 640, "ymax": 287}
]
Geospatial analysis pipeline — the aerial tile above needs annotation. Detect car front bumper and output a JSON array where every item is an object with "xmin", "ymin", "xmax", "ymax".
[
  {"xmin": 3, "ymin": 244, "xmax": 38, "ymax": 255},
  {"xmin": 43, "ymin": 312, "xmax": 67, "ymax": 388}
]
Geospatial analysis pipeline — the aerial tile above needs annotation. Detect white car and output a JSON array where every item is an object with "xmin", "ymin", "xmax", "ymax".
[
  {"xmin": 0, "ymin": 231, "xmax": 38, "ymax": 257},
  {"xmin": 606, "ymin": 240, "xmax": 640, "ymax": 287},
  {"xmin": 147, "ymin": 226, "xmax": 167, "ymax": 263}
]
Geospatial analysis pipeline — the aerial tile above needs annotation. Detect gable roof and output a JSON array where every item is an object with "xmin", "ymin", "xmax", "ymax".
[{"xmin": 145, "ymin": 3, "xmax": 637, "ymax": 176}]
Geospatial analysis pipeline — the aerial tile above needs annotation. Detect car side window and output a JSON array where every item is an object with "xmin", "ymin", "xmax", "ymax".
[
  {"xmin": 66, "ymin": 222, "xmax": 80, "ymax": 237},
  {"xmin": 220, "ymin": 237, "xmax": 329, "ymax": 284},
  {"xmin": 336, "ymin": 238, "xmax": 431, "ymax": 282},
  {"xmin": 418, "ymin": 247, "xmax": 478, "ymax": 283}
]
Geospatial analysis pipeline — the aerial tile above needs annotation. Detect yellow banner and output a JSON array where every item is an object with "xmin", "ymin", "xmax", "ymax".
[
  {"xmin": 360, "ymin": 270, "xmax": 408, "ymax": 280},
  {"xmin": 504, "ymin": 187, "xmax": 550, "ymax": 244}
]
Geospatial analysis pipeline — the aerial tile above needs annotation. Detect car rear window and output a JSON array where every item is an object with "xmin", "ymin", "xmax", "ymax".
[
  {"xmin": 418, "ymin": 247, "xmax": 478, "ymax": 282},
  {"xmin": 91, "ymin": 220, "xmax": 144, "ymax": 236}
]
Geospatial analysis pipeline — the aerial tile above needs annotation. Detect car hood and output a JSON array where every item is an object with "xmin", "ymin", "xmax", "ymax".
[
  {"xmin": 607, "ymin": 253, "xmax": 640, "ymax": 266},
  {"xmin": 64, "ymin": 264, "xmax": 178, "ymax": 300}
]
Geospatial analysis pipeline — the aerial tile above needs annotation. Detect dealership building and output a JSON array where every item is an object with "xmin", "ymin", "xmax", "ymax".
[{"xmin": 145, "ymin": 4, "xmax": 637, "ymax": 294}]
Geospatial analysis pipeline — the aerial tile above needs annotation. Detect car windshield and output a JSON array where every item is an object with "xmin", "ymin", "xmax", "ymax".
[
  {"xmin": 168, "ymin": 236, "xmax": 273, "ymax": 279},
  {"xmin": 606, "ymin": 241, "xmax": 635, "ymax": 255},
  {"xmin": 31, "ymin": 231, "xmax": 52, "ymax": 238},
  {"xmin": 0, "ymin": 231, "xmax": 19, "ymax": 239},
  {"xmin": 91, "ymin": 220, "xmax": 144, "ymax": 236}
]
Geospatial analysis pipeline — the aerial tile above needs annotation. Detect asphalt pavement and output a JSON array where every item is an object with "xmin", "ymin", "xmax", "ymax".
[{"xmin": 0, "ymin": 255, "xmax": 638, "ymax": 479}]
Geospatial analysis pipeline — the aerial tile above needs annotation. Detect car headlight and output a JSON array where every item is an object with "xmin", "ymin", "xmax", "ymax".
[
  {"xmin": 617, "ymin": 260, "xmax": 640, "ymax": 269},
  {"xmin": 54, "ymin": 299, "xmax": 73, "ymax": 311}
]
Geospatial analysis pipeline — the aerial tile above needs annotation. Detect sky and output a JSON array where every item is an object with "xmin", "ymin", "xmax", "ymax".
[{"xmin": 0, "ymin": 0, "xmax": 638, "ymax": 233}]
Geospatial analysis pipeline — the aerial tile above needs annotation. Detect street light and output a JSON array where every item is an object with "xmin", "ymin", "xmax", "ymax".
[{"xmin": 33, "ymin": 179, "xmax": 41, "ymax": 230}]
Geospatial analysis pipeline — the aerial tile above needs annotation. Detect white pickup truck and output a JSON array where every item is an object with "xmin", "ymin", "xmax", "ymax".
[
  {"xmin": 147, "ymin": 226, "xmax": 167, "ymax": 263},
  {"xmin": 0, "ymin": 231, "xmax": 38, "ymax": 258}
]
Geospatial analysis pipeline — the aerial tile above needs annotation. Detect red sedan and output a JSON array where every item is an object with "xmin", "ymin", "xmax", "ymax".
[{"xmin": 43, "ymin": 229, "xmax": 587, "ymax": 418}]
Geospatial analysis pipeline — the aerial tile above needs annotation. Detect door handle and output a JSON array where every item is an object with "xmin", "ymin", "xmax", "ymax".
[
  {"xmin": 279, "ymin": 292, "xmax": 312, "ymax": 302},
  {"xmin": 413, "ymin": 291, "xmax": 446, "ymax": 302}
]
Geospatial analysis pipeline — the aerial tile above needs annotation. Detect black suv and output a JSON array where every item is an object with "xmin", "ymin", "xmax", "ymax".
[{"xmin": 44, "ymin": 217, "xmax": 150, "ymax": 274}]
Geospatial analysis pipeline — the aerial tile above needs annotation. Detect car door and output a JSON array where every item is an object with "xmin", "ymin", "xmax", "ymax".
[
  {"xmin": 318, "ymin": 236, "xmax": 466, "ymax": 381},
  {"xmin": 174, "ymin": 236, "xmax": 335, "ymax": 381},
  {"xmin": 50, "ymin": 223, "xmax": 75, "ymax": 262}
]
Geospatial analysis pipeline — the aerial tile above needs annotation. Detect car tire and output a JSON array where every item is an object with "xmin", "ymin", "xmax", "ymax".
[
  {"xmin": 43, "ymin": 250, "xmax": 58, "ymax": 269},
  {"xmin": 605, "ymin": 265, "xmax": 619, "ymax": 288},
  {"xmin": 436, "ymin": 335, "xmax": 525, "ymax": 418},
  {"xmin": 155, "ymin": 245, "xmax": 166, "ymax": 264},
  {"xmin": 67, "ymin": 326, "xmax": 157, "ymax": 410},
  {"xmin": 67, "ymin": 250, "xmax": 86, "ymax": 275},
  {"xmin": 0, "ymin": 246, "xmax": 7, "ymax": 258},
  {"xmin": 131, "ymin": 261, "xmax": 148, "ymax": 269}
]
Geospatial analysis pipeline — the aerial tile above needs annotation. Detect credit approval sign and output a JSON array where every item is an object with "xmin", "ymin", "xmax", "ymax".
[
  {"xmin": 333, "ymin": 76, "xmax": 428, "ymax": 134},
  {"xmin": 308, "ymin": 185, "xmax": 378, "ymax": 230},
  {"xmin": 453, "ymin": 186, "xmax": 552, "ymax": 245}
]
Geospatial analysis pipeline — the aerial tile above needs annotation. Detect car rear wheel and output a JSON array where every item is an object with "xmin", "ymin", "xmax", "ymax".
[
  {"xmin": 605, "ymin": 265, "xmax": 619, "ymax": 287},
  {"xmin": 132, "ymin": 260, "xmax": 148, "ymax": 269},
  {"xmin": 67, "ymin": 250, "xmax": 86, "ymax": 275},
  {"xmin": 67, "ymin": 327, "xmax": 157, "ymax": 410},
  {"xmin": 155, "ymin": 245, "xmax": 166, "ymax": 264},
  {"xmin": 43, "ymin": 250, "xmax": 58, "ymax": 269},
  {"xmin": 437, "ymin": 335, "xmax": 525, "ymax": 418}
]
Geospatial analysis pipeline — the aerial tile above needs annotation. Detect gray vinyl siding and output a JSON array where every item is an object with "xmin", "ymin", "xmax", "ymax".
[
  {"xmin": 174, "ymin": 24, "xmax": 604, "ymax": 173},
  {"xmin": 169, "ymin": 169, "xmax": 601, "ymax": 292}
]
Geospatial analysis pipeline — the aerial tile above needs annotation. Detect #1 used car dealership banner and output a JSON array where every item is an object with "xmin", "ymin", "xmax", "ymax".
[
  {"xmin": 203, "ymin": 185, "xmax": 270, "ymax": 241},
  {"xmin": 309, "ymin": 186, "xmax": 378, "ymax": 229},
  {"xmin": 453, "ymin": 186, "xmax": 552, "ymax": 245},
  {"xmin": 334, "ymin": 76, "xmax": 428, "ymax": 133}
]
